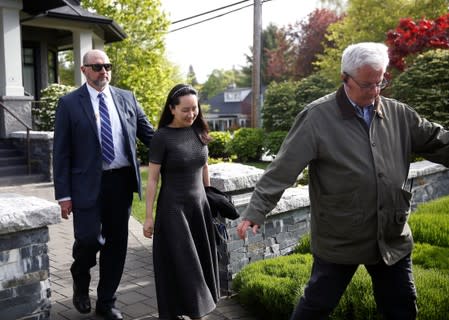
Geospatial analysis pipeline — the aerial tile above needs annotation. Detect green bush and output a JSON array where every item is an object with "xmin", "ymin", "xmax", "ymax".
[
  {"xmin": 227, "ymin": 128, "xmax": 265, "ymax": 162},
  {"xmin": 389, "ymin": 49, "xmax": 449, "ymax": 129},
  {"xmin": 264, "ymin": 131, "xmax": 288, "ymax": 157},
  {"xmin": 208, "ymin": 131, "xmax": 232, "ymax": 158},
  {"xmin": 33, "ymin": 83, "xmax": 75, "ymax": 131}
]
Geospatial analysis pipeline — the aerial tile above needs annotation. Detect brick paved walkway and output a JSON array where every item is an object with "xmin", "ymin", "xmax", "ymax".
[{"xmin": 0, "ymin": 183, "xmax": 257, "ymax": 320}]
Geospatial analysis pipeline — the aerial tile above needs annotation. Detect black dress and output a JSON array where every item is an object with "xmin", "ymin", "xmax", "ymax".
[{"xmin": 149, "ymin": 126, "xmax": 219, "ymax": 319}]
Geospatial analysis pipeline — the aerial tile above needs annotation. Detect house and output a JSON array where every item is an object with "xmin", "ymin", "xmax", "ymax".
[
  {"xmin": 0, "ymin": 0, "xmax": 126, "ymax": 138},
  {"xmin": 0, "ymin": 0, "xmax": 125, "ymax": 185},
  {"xmin": 204, "ymin": 85, "xmax": 256, "ymax": 131}
]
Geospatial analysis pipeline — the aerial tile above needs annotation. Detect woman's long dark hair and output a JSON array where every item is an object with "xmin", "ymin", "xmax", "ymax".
[{"xmin": 158, "ymin": 84, "xmax": 211, "ymax": 144}]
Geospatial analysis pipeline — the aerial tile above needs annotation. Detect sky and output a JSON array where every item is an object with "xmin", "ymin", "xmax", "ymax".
[{"xmin": 161, "ymin": 0, "xmax": 320, "ymax": 83}]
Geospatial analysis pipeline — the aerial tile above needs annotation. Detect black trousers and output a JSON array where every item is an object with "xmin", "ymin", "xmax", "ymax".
[
  {"xmin": 290, "ymin": 254, "xmax": 417, "ymax": 320},
  {"xmin": 71, "ymin": 167, "xmax": 134, "ymax": 308}
]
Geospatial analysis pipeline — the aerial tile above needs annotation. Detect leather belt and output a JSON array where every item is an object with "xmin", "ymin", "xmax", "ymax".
[{"xmin": 102, "ymin": 166, "xmax": 132, "ymax": 175}]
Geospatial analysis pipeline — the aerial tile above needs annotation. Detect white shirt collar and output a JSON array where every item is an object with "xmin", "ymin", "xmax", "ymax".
[{"xmin": 85, "ymin": 83, "xmax": 112, "ymax": 100}]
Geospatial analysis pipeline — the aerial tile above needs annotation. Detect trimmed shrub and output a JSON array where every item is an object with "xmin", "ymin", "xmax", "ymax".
[
  {"xmin": 412, "ymin": 243, "xmax": 449, "ymax": 271},
  {"xmin": 208, "ymin": 131, "xmax": 232, "ymax": 158},
  {"xmin": 233, "ymin": 253, "xmax": 449, "ymax": 320},
  {"xmin": 293, "ymin": 233, "xmax": 311, "ymax": 254},
  {"xmin": 33, "ymin": 83, "xmax": 75, "ymax": 131},
  {"xmin": 409, "ymin": 196, "xmax": 449, "ymax": 247},
  {"xmin": 331, "ymin": 267, "xmax": 377, "ymax": 320},
  {"xmin": 227, "ymin": 128, "xmax": 265, "ymax": 162},
  {"xmin": 233, "ymin": 254, "xmax": 313, "ymax": 320},
  {"xmin": 413, "ymin": 266, "xmax": 449, "ymax": 320}
]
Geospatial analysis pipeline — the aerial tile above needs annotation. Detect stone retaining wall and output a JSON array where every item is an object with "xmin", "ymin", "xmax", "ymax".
[
  {"xmin": 8, "ymin": 131, "xmax": 54, "ymax": 181},
  {"xmin": 209, "ymin": 160, "xmax": 449, "ymax": 295},
  {"xmin": 0, "ymin": 194, "xmax": 60, "ymax": 320}
]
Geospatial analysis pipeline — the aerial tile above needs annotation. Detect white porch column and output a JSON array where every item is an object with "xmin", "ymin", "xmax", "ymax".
[
  {"xmin": 93, "ymin": 35, "xmax": 105, "ymax": 50},
  {"xmin": 0, "ymin": 2, "xmax": 24, "ymax": 96},
  {"xmin": 72, "ymin": 30, "xmax": 93, "ymax": 86}
]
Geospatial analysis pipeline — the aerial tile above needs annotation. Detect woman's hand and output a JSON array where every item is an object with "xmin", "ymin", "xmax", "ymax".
[{"xmin": 143, "ymin": 218, "xmax": 154, "ymax": 239}]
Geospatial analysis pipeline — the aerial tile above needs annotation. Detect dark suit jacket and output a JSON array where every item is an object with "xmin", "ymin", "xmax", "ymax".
[{"xmin": 53, "ymin": 83, "xmax": 154, "ymax": 208}]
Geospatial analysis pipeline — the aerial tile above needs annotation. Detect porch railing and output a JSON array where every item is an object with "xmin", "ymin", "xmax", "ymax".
[{"xmin": 0, "ymin": 101, "xmax": 32, "ymax": 174}]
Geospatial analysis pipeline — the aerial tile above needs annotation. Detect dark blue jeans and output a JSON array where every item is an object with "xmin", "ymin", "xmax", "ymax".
[{"xmin": 290, "ymin": 254, "xmax": 417, "ymax": 320}]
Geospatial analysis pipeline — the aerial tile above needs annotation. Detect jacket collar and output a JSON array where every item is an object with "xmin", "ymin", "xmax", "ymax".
[{"xmin": 336, "ymin": 85, "xmax": 384, "ymax": 120}]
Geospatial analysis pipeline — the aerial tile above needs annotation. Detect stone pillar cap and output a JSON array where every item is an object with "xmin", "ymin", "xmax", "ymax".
[{"xmin": 0, "ymin": 193, "xmax": 60, "ymax": 235}]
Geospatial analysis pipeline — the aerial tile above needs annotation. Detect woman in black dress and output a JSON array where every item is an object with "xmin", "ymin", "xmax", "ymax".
[{"xmin": 143, "ymin": 84, "xmax": 218, "ymax": 320}]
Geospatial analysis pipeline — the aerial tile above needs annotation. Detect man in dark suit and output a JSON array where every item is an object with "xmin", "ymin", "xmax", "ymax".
[{"xmin": 53, "ymin": 49, "xmax": 154, "ymax": 320}]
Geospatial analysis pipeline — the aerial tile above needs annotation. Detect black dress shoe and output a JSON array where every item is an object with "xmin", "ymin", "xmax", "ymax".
[
  {"xmin": 96, "ymin": 306, "xmax": 123, "ymax": 320},
  {"xmin": 72, "ymin": 293, "xmax": 91, "ymax": 314}
]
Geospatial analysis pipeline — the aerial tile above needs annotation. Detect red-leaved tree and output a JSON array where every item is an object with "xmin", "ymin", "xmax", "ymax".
[
  {"xmin": 293, "ymin": 8, "xmax": 341, "ymax": 78},
  {"xmin": 386, "ymin": 13, "xmax": 449, "ymax": 71},
  {"xmin": 265, "ymin": 8, "xmax": 341, "ymax": 82}
]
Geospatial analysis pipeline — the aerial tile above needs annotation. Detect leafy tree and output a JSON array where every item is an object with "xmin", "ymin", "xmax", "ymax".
[
  {"xmin": 187, "ymin": 65, "xmax": 199, "ymax": 86},
  {"xmin": 262, "ymin": 73, "xmax": 336, "ymax": 132},
  {"xmin": 58, "ymin": 51, "xmax": 75, "ymax": 86},
  {"xmin": 389, "ymin": 49, "xmax": 449, "ymax": 128},
  {"xmin": 265, "ymin": 28, "xmax": 297, "ymax": 82},
  {"xmin": 241, "ymin": 23, "xmax": 281, "ymax": 86},
  {"xmin": 262, "ymin": 80, "xmax": 301, "ymax": 132},
  {"xmin": 81, "ymin": 0, "xmax": 178, "ymax": 123},
  {"xmin": 316, "ymin": 0, "xmax": 449, "ymax": 85},
  {"xmin": 386, "ymin": 14, "xmax": 449, "ymax": 71},
  {"xmin": 255, "ymin": 9, "xmax": 341, "ymax": 83},
  {"xmin": 200, "ymin": 68, "xmax": 246, "ymax": 100},
  {"xmin": 293, "ymin": 8, "xmax": 341, "ymax": 78}
]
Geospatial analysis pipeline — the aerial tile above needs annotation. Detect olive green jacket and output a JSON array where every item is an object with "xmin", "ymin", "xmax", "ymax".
[{"xmin": 243, "ymin": 86, "xmax": 449, "ymax": 265}]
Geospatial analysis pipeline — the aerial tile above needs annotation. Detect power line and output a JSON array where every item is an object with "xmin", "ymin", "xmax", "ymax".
[
  {"xmin": 171, "ymin": 0, "xmax": 250, "ymax": 25},
  {"xmin": 168, "ymin": 0, "xmax": 273, "ymax": 33},
  {"xmin": 169, "ymin": 4, "xmax": 253, "ymax": 33}
]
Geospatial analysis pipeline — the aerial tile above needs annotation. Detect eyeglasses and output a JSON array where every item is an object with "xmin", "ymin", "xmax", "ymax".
[
  {"xmin": 344, "ymin": 72, "xmax": 388, "ymax": 90},
  {"xmin": 84, "ymin": 63, "xmax": 112, "ymax": 72}
]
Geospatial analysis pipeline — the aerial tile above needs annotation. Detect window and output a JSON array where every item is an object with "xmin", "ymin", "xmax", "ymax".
[
  {"xmin": 22, "ymin": 48, "xmax": 35, "ymax": 97},
  {"xmin": 48, "ymin": 50, "xmax": 57, "ymax": 84}
]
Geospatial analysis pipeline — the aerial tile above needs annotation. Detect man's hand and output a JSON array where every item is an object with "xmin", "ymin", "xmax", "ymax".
[
  {"xmin": 143, "ymin": 219, "xmax": 154, "ymax": 239},
  {"xmin": 236, "ymin": 220, "xmax": 260, "ymax": 239},
  {"xmin": 59, "ymin": 200, "xmax": 73, "ymax": 219}
]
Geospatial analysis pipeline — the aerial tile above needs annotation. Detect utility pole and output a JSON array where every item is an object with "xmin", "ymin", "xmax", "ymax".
[{"xmin": 251, "ymin": 0, "xmax": 262, "ymax": 128}]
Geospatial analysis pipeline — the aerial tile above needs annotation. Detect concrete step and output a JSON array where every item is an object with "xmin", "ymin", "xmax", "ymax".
[
  {"xmin": 0, "ymin": 148, "xmax": 22, "ymax": 157},
  {"xmin": 0, "ymin": 156, "xmax": 26, "ymax": 166},
  {"xmin": 0, "ymin": 164, "xmax": 28, "ymax": 176},
  {"xmin": 0, "ymin": 173, "xmax": 46, "ymax": 187}
]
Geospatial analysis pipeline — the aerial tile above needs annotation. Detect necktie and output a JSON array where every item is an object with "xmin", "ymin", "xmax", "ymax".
[
  {"xmin": 98, "ymin": 92, "xmax": 115, "ymax": 164},
  {"xmin": 363, "ymin": 104, "xmax": 374, "ymax": 126}
]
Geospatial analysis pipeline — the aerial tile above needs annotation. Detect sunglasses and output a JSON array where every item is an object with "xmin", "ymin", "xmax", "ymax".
[{"xmin": 84, "ymin": 63, "xmax": 112, "ymax": 72}]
